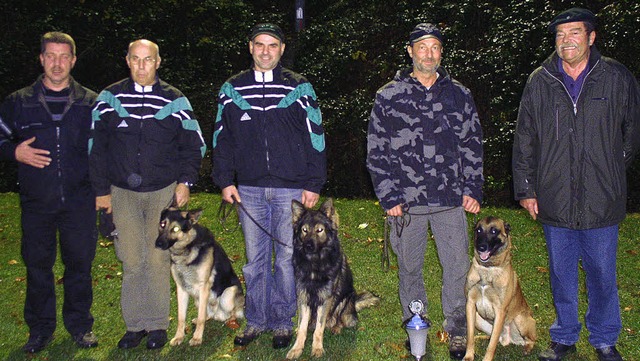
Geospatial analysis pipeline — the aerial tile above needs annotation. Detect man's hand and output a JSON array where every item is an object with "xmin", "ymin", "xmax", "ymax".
[
  {"xmin": 174, "ymin": 183, "xmax": 190, "ymax": 207},
  {"xmin": 96, "ymin": 195, "xmax": 112, "ymax": 213},
  {"xmin": 15, "ymin": 137, "xmax": 51, "ymax": 168},
  {"xmin": 386, "ymin": 204, "xmax": 404, "ymax": 217},
  {"xmin": 462, "ymin": 195, "xmax": 481, "ymax": 214},
  {"xmin": 519, "ymin": 198, "xmax": 538, "ymax": 220},
  {"xmin": 221, "ymin": 185, "xmax": 241, "ymax": 204},
  {"xmin": 301, "ymin": 190, "xmax": 320, "ymax": 209}
]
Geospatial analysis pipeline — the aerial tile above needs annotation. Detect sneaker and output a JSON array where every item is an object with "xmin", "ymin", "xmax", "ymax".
[
  {"xmin": 272, "ymin": 329, "xmax": 292, "ymax": 349},
  {"xmin": 117, "ymin": 330, "xmax": 147, "ymax": 349},
  {"xmin": 234, "ymin": 326, "xmax": 263, "ymax": 346},
  {"xmin": 73, "ymin": 331, "xmax": 98, "ymax": 348},
  {"xmin": 146, "ymin": 330, "xmax": 167, "ymax": 349},
  {"xmin": 449, "ymin": 335, "xmax": 466, "ymax": 360},
  {"xmin": 596, "ymin": 346, "xmax": 623, "ymax": 361},
  {"xmin": 22, "ymin": 334, "xmax": 53, "ymax": 353},
  {"xmin": 538, "ymin": 342, "xmax": 577, "ymax": 361}
]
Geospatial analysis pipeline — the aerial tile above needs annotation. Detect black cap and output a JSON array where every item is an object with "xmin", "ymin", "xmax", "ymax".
[
  {"xmin": 408, "ymin": 23, "xmax": 444, "ymax": 46},
  {"xmin": 250, "ymin": 23, "xmax": 285, "ymax": 43},
  {"xmin": 548, "ymin": 8, "xmax": 597, "ymax": 32}
]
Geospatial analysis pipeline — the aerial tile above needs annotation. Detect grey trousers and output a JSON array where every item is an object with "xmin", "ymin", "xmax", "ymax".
[
  {"xmin": 111, "ymin": 184, "xmax": 175, "ymax": 332},
  {"xmin": 388, "ymin": 205, "xmax": 470, "ymax": 337}
]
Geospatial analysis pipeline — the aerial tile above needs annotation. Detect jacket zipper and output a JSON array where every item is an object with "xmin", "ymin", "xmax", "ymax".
[
  {"xmin": 261, "ymin": 72, "xmax": 270, "ymax": 173},
  {"xmin": 543, "ymin": 59, "xmax": 600, "ymax": 115}
]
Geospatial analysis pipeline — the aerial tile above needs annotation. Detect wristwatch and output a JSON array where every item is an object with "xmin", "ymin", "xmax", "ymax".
[{"xmin": 181, "ymin": 181, "xmax": 192, "ymax": 188}]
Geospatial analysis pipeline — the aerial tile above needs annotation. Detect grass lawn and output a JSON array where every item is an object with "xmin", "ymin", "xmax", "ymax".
[{"xmin": 0, "ymin": 192, "xmax": 638, "ymax": 360}]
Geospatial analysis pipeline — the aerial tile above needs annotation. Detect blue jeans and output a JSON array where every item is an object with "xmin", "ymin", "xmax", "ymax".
[
  {"xmin": 237, "ymin": 186, "xmax": 300, "ymax": 331},
  {"xmin": 543, "ymin": 224, "xmax": 622, "ymax": 348}
]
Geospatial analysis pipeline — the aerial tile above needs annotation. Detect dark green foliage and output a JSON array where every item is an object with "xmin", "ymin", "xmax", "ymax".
[{"xmin": 1, "ymin": 0, "xmax": 639, "ymax": 208}]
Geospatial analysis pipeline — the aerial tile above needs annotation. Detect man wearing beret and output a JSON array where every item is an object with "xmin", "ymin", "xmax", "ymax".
[
  {"xmin": 367, "ymin": 23, "xmax": 483, "ymax": 360},
  {"xmin": 212, "ymin": 23, "xmax": 326, "ymax": 349},
  {"xmin": 513, "ymin": 8, "xmax": 640, "ymax": 361}
]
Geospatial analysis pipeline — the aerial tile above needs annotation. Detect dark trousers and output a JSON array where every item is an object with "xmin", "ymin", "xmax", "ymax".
[{"xmin": 21, "ymin": 206, "xmax": 97, "ymax": 337}]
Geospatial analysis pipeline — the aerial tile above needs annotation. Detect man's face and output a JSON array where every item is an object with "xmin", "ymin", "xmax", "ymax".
[
  {"xmin": 407, "ymin": 37, "xmax": 442, "ymax": 75},
  {"xmin": 126, "ymin": 42, "xmax": 161, "ymax": 86},
  {"xmin": 555, "ymin": 21, "xmax": 595, "ymax": 66},
  {"xmin": 249, "ymin": 34, "xmax": 285, "ymax": 72},
  {"xmin": 39, "ymin": 42, "xmax": 76, "ymax": 90}
]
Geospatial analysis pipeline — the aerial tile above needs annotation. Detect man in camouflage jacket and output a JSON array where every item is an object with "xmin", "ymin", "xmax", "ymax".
[{"xmin": 366, "ymin": 23, "xmax": 483, "ymax": 360}]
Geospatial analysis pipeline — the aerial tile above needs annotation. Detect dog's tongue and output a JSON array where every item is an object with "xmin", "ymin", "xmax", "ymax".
[{"xmin": 479, "ymin": 251, "xmax": 491, "ymax": 262}]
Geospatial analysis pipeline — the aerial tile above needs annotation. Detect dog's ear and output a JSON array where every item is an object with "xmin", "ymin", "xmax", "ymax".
[
  {"xmin": 291, "ymin": 200, "xmax": 305, "ymax": 224},
  {"xmin": 503, "ymin": 221, "xmax": 511, "ymax": 235},
  {"xmin": 188, "ymin": 209, "xmax": 204, "ymax": 225},
  {"xmin": 319, "ymin": 198, "xmax": 339, "ymax": 228}
]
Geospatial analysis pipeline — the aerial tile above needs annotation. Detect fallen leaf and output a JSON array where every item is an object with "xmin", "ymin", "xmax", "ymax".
[
  {"xmin": 56, "ymin": 277, "xmax": 64, "ymax": 285},
  {"xmin": 436, "ymin": 330, "xmax": 449, "ymax": 343},
  {"xmin": 626, "ymin": 249, "xmax": 638, "ymax": 256},
  {"xmin": 226, "ymin": 319, "xmax": 240, "ymax": 329},
  {"xmin": 8, "ymin": 259, "xmax": 18, "ymax": 265},
  {"xmin": 624, "ymin": 306, "xmax": 632, "ymax": 312},
  {"xmin": 536, "ymin": 266, "xmax": 549, "ymax": 273},
  {"xmin": 15, "ymin": 277, "xmax": 26, "ymax": 282},
  {"xmin": 358, "ymin": 223, "xmax": 369, "ymax": 229}
]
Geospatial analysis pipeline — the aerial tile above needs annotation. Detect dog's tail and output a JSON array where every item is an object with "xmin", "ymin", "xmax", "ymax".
[{"xmin": 355, "ymin": 291, "xmax": 380, "ymax": 312}]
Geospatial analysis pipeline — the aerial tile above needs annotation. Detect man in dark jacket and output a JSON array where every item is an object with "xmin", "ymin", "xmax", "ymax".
[
  {"xmin": 367, "ymin": 23, "xmax": 483, "ymax": 360},
  {"xmin": 0, "ymin": 32, "xmax": 98, "ymax": 353},
  {"xmin": 212, "ymin": 23, "xmax": 326, "ymax": 349},
  {"xmin": 513, "ymin": 8, "xmax": 640, "ymax": 361},
  {"xmin": 89, "ymin": 39, "xmax": 205, "ymax": 350}
]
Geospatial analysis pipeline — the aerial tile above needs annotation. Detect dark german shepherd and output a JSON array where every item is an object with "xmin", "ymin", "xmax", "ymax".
[
  {"xmin": 286, "ymin": 199, "xmax": 379, "ymax": 359},
  {"xmin": 155, "ymin": 208, "xmax": 244, "ymax": 346}
]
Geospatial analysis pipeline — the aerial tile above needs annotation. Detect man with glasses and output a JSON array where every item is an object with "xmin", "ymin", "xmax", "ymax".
[
  {"xmin": 513, "ymin": 8, "xmax": 640, "ymax": 361},
  {"xmin": 90, "ymin": 39, "xmax": 205, "ymax": 350},
  {"xmin": 0, "ymin": 31, "xmax": 99, "ymax": 353}
]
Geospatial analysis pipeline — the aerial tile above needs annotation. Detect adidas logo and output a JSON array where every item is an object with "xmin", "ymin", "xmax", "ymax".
[
  {"xmin": 240, "ymin": 113, "xmax": 251, "ymax": 121},
  {"xmin": 117, "ymin": 120, "xmax": 129, "ymax": 128}
]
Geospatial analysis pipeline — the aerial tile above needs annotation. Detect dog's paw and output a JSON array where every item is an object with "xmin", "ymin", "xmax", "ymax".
[
  {"xmin": 286, "ymin": 347, "xmax": 303, "ymax": 360},
  {"xmin": 189, "ymin": 337, "xmax": 203, "ymax": 346},
  {"xmin": 311, "ymin": 346, "xmax": 324, "ymax": 358},
  {"xmin": 463, "ymin": 354, "xmax": 474, "ymax": 361},
  {"xmin": 170, "ymin": 337, "xmax": 184, "ymax": 346}
]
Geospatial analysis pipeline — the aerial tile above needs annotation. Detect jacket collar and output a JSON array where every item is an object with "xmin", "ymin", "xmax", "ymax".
[{"xmin": 395, "ymin": 65, "xmax": 451, "ymax": 88}]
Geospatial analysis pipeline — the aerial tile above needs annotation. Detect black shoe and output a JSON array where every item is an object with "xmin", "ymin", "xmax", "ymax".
[
  {"xmin": 538, "ymin": 342, "xmax": 577, "ymax": 361},
  {"xmin": 146, "ymin": 330, "xmax": 167, "ymax": 349},
  {"xmin": 272, "ymin": 329, "xmax": 292, "ymax": 349},
  {"xmin": 449, "ymin": 335, "xmax": 466, "ymax": 360},
  {"xmin": 117, "ymin": 330, "xmax": 147, "ymax": 349},
  {"xmin": 234, "ymin": 326, "xmax": 263, "ymax": 346},
  {"xmin": 405, "ymin": 338, "xmax": 411, "ymax": 351},
  {"xmin": 73, "ymin": 331, "xmax": 98, "ymax": 348},
  {"xmin": 596, "ymin": 346, "xmax": 623, "ymax": 361},
  {"xmin": 22, "ymin": 334, "xmax": 53, "ymax": 353}
]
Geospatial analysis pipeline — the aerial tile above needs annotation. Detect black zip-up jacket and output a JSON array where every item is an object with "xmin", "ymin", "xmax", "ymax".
[
  {"xmin": 0, "ymin": 75, "xmax": 97, "ymax": 212},
  {"xmin": 513, "ymin": 47, "xmax": 640, "ymax": 229},
  {"xmin": 212, "ymin": 65, "xmax": 326, "ymax": 193},
  {"xmin": 90, "ymin": 78, "xmax": 205, "ymax": 195}
]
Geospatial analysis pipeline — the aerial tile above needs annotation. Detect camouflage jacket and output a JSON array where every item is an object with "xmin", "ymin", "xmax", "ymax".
[{"xmin": 366, "ymin": 67, "xmax": 483, "ymax": 210}]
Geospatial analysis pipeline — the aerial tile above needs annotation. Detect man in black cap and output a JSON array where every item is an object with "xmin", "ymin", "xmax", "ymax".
[
  {"xmin": 513, "ymin": 7, "xmax": 640, "ymax": 361},
  {"xmin": 367, "ymin": 22, "xmax": 483, "ymax": 360},
  {"xmin": 212, "ymin": 23, "xmax": 326, "ymax": 349}
]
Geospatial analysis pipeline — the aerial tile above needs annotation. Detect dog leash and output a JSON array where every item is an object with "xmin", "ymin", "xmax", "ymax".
[
  {"xmin": 217, "ymin": 197, "xmax": 292, "ymax": 248},
  {"xmin": 381, "ymin": 206, "xmax": 477, "ymax": 271}
]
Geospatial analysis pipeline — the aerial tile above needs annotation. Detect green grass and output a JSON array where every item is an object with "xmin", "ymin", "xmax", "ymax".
[{"xmin": 0, "ymin": 192, "xmax": 638, "ymax": 360}]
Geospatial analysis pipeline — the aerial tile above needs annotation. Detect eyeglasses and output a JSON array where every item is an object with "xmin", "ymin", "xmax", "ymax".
[{"xmin": 129, "ymin": 55, "xmax": 157, "ymax": 66}]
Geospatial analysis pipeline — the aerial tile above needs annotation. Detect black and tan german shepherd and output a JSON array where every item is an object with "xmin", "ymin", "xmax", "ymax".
[
  {"xmin": 155, "ymin": 208, "xmax": 244, "ymax": 346},
  {"xmin": 286, "ymin": 198, "xmax": 379, "ymax": 359}
]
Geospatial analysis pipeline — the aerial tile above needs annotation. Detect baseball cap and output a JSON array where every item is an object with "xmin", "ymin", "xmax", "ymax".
[
  {"xmin": 250, "ymin": 23, "xmax": 285, "ymax": 43},
  {"xmin": 408, "ymin": 23, "xmax": 444, "ymax": 46}
]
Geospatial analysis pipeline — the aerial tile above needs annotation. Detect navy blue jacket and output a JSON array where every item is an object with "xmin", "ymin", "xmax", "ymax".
[
  {"xmin": 0, "ymin": 75, "xmax": 97, "ymax": 212},
  {"xmin": 212, "ymin": 65, "xmax": 326, "ymax": 193}
]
